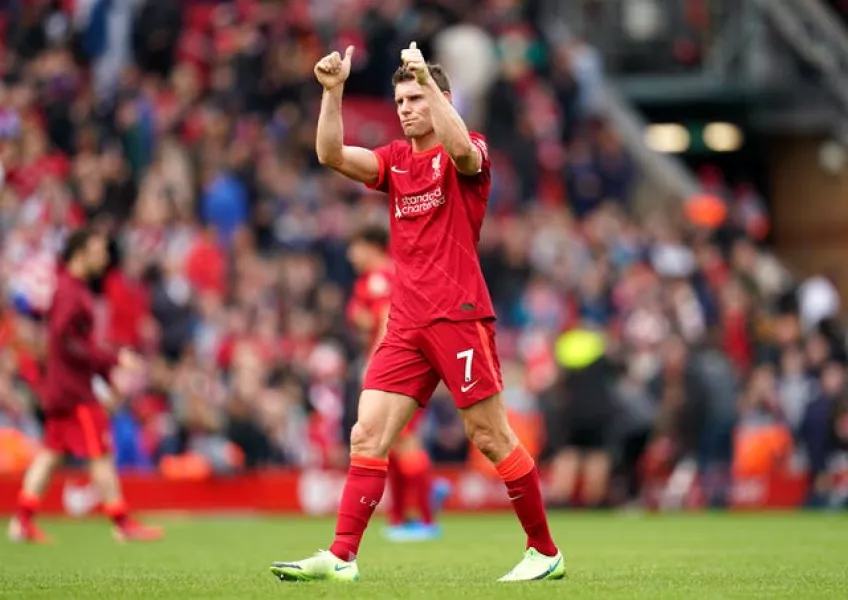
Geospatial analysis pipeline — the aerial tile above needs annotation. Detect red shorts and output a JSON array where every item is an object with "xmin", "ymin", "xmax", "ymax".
[
  {"xmin": 363, "ymin": 319, "xmax": 503, "ymax": 409},
  {"xmin": 43, "ymin": 403, "xmax": 112, "ymax": 460}
]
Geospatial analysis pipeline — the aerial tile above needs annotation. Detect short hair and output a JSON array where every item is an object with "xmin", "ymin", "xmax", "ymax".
[
  {"xmin": 350, "ymin": 225, "xmax": 389, "ymax": 253},
  {"xmin": 61, "ymin": 227, "xmax": 99, "ymax": 264},
  {"xmin": 392, "ymin": 63, "xmax": 451, "ymax": 94}
]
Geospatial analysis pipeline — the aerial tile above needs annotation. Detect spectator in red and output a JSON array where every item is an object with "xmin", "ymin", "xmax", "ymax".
[{"xmin": 184, "ymin": 226, "xmax": 227, "ymax": 296}]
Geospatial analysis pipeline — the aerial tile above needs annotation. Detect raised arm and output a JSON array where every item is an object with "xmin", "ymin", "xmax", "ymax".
[
  {"xmin": 314, "ymin": 46, "xmax": 380, "ymax": 185},
  {"xmin": 402, "ymin": 42, "xmax": 481, "ymax": 176}
]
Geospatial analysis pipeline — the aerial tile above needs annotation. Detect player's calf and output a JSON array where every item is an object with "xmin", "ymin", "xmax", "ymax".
[
  {"xmin": 460, "ymin": 394, "xmax": 561, "ymax": 567},
  {"xmin": 19, "ymin": 450, "xmax": 62, "ymax": 500},
  {"xmin": 466, "ymin": 424, "xmax": 519, "ymax": 464},
  {"xmin": 326, "ymin": 390, "xmax": 418, "ymax": 563},
  {"xmin": 461, "ymin": 394, "xmax": 520, "ymax": 464}
]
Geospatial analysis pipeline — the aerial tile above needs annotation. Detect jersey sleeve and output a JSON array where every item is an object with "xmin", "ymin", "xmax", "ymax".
[
  {"xmin": 466, "ymin": 132, "xmax": 491, "ymax": 181},
  {"xmin": 365, "ymin": 143, "xmax": 394, "ymax": 193}
]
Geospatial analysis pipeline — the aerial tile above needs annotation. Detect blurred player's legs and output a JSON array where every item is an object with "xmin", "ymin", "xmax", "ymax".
[
  {"xmin": 431, "ymin": 476, "xmax": 452, "ymax": 513},
  {"xmin": 88, "ymin": 455, "xmax": 164, "ymax": 542},
  {"xmin": 385, "ymin": 450, "xmax": 406, "ymax": 526},
  {"xmin": 394, "ymin": 433, "xmax": 434, "ymax": 526},
  {"xmin": 383, "ymin": 410, "xmax": 448, "ymax": 542},
  {"xmin": 8, "ymin": 449, "xmax": 61, "ymax": 543},
  {"xmin": 8, "ymin": 404, "xmax": 163, "ymax": 543},
  {"xmin": 384, "ymin": 427, "xmax": 441, "ymax": 542}
]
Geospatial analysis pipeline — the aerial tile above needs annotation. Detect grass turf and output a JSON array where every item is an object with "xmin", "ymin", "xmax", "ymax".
[{"xmin": 1, "ymin": 512, "xmax": 847, "ymax": 599}]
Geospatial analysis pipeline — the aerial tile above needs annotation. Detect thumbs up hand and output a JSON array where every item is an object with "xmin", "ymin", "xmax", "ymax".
[
  {"xmin": 314, "ymin": 45, "xmax": 355, "ymax": 90},
  {"xmin": 401, "ymin": 41, "xmax": 430, "ymax": 85}
]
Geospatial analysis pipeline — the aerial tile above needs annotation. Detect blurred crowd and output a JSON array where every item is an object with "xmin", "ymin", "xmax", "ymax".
[
  {"xmin": 551, "ymin": 0, "xmax": 735, "ymax": 76},
  {"xmin": 573, "ymin": 0, "xmax": 848, "ymax": 80},
  {"xmin": 0, "ymin": 0, "xmax": 846, "ymax": 509}
]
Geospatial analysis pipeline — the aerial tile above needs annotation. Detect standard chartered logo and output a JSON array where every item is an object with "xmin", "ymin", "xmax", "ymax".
[{"xmin": 395, "ymin": 187, "xmax": 445, "ymax": 218}]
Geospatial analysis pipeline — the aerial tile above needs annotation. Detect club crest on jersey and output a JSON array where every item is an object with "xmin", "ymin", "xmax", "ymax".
[{"xmin": 432, "ymin": 153, "xmax": 442, "ymax": 180}]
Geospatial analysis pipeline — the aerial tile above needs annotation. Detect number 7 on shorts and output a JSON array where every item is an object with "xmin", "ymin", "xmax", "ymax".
[{"xmin": 456, "ymin": 348, "xmax": 474, "ymax": 383}]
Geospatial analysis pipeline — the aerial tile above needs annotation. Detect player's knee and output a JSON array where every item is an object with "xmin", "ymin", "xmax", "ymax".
[
  {"xmin": 350, "ymin": 420, "xmax": 390, "ymax": 458},
  {"xmin": 467, "ymin": 423, "xmax": 515, "ymax": 464}
]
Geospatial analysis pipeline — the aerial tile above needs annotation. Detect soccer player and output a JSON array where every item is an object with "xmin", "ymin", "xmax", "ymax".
[
  {"xmin": 345, "ymin": 226, "xmax": 394, "ymax": 362},
  {"xmin": 270, "ymin": 43, "xmax": 563, "ymax": 582},
  {"xmin": 8, "ymin": 227, "xmax": 164, "ymax": 543},
  {"xmin": 346, "ymin": 226, "xmax": 448, "ymax": 541}
]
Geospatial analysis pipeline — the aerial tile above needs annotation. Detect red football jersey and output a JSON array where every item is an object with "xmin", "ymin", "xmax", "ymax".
[
  {"xmin": 43, "ymin": 269, "xmax": 118, "ymax": 414},
  {"xmin": 347, "ymin": 265, "xmax": 394, "ymax": 351},
  {"xmin": 367, "ymin": 132, "xmax": 495, "ymax": 328}
]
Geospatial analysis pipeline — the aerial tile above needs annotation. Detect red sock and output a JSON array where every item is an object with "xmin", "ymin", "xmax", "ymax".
[
  {"xmin": 398, "ymin": 449, "xmax": 434, "ymax": 525},
  {"xmin": 411, "ymin": 470, "xmax": 433, "ymax": 525},
  {"xmin": 15, "ymin": 492, "xmax": 39, "ymax": 522},
  {"xmin": 496, "ymin": 445, "xmax": 558, "ymax": 557},
  {"xmin": 386, "ymin": 454, "xmax": 406, "ymax": 526},
  {"xmin": 329, "ymin": 455, "xmax": 388, "ymax": 561},
  {"xmin": 104, "ymin": 499, "xmax": 129, "ymax": 527}
]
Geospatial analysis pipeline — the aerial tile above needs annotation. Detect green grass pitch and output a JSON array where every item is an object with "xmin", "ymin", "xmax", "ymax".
[{"xmin": 1, "ymin": 512, "xmax": 847, "ymax": 599}]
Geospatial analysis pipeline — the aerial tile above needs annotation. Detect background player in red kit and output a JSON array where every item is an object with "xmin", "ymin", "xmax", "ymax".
[
  {"xmin": 271, "ymin": 43, "xmax": 563, "ymax": 582},
  {"xmin": 346, "ymin": 226, "xmax": 450, "ymax": 542},
  {"xmin": 346, "ymin": 226, "xmax": 394, "ymax": 362},
  {"xmin": 8, "ymin": 227, "xmax": 163, "ymax": 544}
]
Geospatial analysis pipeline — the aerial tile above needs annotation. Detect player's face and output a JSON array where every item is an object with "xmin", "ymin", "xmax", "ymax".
[
  {"xmin": 347, "ymin": 241, "xmax": 367, "ymax": 273},
  {"xmin": 85, "ymin": 235, "xmax": 110, "ymax": 276},
  {"xmin": 394, "ymin": 80, "xmax": 435, "ymax": 139}
]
